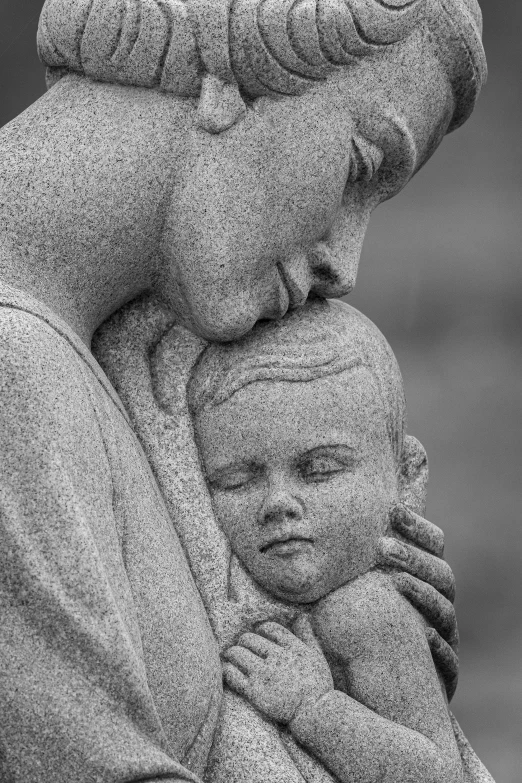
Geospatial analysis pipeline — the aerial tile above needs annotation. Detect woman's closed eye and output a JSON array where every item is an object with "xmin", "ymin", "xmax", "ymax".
[{"xmin": 346, "ymin": 134, "xmax": 384, "ymax": 187}]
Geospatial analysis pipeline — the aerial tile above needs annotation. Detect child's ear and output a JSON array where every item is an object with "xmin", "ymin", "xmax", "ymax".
[{"xmin": 399, "ymin": 435, "xmax": 428, "ymax": 517}]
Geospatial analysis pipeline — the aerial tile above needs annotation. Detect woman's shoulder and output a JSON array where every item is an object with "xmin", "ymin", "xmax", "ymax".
[
  {"xmin": 0, "ymin": 305, "xmax": 80, "ymax": 384},
  {"xmin": 0, "ymin": 306, "xmax": 96, "ymax": 439}
]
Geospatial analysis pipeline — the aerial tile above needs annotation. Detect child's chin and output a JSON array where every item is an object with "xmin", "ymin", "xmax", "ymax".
[{"xmin": 268, "ymin": 569, "xmax": 325, "ymax": 605}]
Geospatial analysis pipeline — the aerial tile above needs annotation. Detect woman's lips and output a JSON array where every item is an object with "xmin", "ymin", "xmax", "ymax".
[
  {"xmin": 276, "ymin": 262, "xmax": 309, "ymax": 311},
  {"xmin": 261, "ymin": 537, "xmax": 314, "ymax": 557}
]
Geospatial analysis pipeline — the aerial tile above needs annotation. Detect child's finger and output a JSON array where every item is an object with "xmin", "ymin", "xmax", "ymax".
[
  {"xmin": 389, "ymin": 504, "xmax": 445, "ymax": 557},
  {"xmin": 392, "ymin": 572, "xmax": 459, "ymax": 650},
  {"xmin": 223, "ymin": 662, "xmax": 250, "ymax": 698},
  {"xmin": 223, "ymin": 645, "xmax": 262, "ymax": 675},
  {"xmin": 237, "ymin": 632, "xmax": 274, "ymax": 659},
  {"xmin": 378, "ymin": 537, "xmax": 456, "ymax": 602},
  {"xmin": 292, "ymin": 615, "xmax": 322, "ymax": 652},
  {"xmin": 255, "ymin": 621, "xmax": 297, "ymax": 647},
  {"xmin": 425, "ymin": 628, "xmax": 459, "ymax": 702}
]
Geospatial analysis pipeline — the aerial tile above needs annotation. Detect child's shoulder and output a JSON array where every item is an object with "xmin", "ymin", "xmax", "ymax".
[{"xmin": 309, "ymin": 572, "xmax": 421, "ymax": 662}]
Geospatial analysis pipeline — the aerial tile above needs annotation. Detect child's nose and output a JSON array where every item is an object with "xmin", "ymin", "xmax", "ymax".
[{"xmin": 258, "ymin": 488, "xmax": 304, "ymax": 526}]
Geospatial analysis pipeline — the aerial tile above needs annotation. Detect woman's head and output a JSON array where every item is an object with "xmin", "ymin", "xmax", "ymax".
[{"xmin": 35, "ymin": 0, "xmax": 486, "ymax": 343}]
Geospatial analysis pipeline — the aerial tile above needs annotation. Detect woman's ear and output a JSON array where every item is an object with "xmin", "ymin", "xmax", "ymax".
[
  {"xmin": 196, "ymin": 74, "xmax": 247, "ymax": 134},
  {"xmin": 399, "ymin": 435, "xmax": 428, "ymax": 517}
]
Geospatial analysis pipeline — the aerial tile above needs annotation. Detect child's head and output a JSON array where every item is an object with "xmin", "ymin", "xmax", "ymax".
[{"xmin": 188, "ymin": 298, "xmax": 425, "ymax": 604}]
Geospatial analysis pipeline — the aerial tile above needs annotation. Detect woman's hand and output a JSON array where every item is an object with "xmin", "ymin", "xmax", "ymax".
[{"xmin": 378, "ymin": 504, "xmax": 459, "ymax": 700}]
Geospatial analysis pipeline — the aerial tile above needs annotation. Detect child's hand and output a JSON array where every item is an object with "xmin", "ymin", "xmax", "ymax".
[{"xmin": 223, "ymin": 617, "xmax": 334, "ymax": 724}]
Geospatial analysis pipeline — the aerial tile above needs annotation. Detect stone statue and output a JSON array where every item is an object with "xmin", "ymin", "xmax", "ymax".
[
  {"xmin": 191, "ymin": 298, "xmax": 487, "ymax": 783},
  {"xmin": 93, "ymin": 295, "xmax": 494, "ymax": 783},
  {"xmin": 0, "ymin": 0, "xmax": 489, "ymax": 781}
]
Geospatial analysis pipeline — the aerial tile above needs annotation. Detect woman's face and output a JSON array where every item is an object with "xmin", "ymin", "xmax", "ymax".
[{"xmin": 158, "ymin": 40, "xmax": 450, "ymax": 342}]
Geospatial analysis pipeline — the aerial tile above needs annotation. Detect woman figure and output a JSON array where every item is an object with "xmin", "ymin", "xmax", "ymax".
[{"xmin": 0, "ymin": 1, "xmax": 486, "ymax": 780}]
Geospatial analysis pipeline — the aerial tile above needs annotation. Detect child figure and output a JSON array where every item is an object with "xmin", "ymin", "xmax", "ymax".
[{"xmin": 187, "ymin": 298, "xmax": 465, "ymax": 783}]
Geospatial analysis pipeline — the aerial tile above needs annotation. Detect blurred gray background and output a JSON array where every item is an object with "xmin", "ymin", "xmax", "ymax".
[{"xmin": 1, "ymin": 2, "xmax": 520, "ymax": 780}]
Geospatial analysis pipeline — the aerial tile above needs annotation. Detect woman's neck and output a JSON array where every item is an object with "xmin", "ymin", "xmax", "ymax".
[{"xmin": 0, "ymin": 75, "xmax": 189, "ymax": 345}]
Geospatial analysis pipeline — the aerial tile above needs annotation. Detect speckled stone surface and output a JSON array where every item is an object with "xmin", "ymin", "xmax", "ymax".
[
  {"xmin": 0, "ymin": 0, "xmax": 491, "ymax": 780},
  {"xmin": 94, "ymin": 296, "xmax": 495, "ymax": 783},
  {"xmin": 0, "ymin": 284, "xmax": 222, "ymax": 782},
  {"xmin": 190, "ymin": 298, "xmax": 458, "ymax": 783}
]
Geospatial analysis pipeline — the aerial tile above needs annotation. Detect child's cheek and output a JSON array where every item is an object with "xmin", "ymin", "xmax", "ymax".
[
  {"xmin": 211, "ymin": 490, "xmax": 260, "ymax": 554},
  {"xmin": 334, "ymin": 475, "xmax": 390, "ymax": 580}
]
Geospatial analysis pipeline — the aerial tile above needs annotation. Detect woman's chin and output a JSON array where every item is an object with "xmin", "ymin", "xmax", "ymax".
[{"xmin": 191, "ymin": 308, "xmax": 260, "ymax": 344}]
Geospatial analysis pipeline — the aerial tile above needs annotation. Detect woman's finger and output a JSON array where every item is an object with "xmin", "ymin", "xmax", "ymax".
[
  {"xmin": 425, "ymin": 628, "xmax": 459, "ymax": 701},
  {"xmin": 378, "ymin": 537, "xmax": 456, "ymax": 602},
  {"xmin": 389, "ymin": 504, "xmax": 445, "ymax": 557},
  {"xmin": 392, "ymin": 572, "xmax": 459, "ymax": 651},
  {"xmin": 223, "ymin": 662, "xmax": 250, "ymax": 698},
  {"xmin": 237, "ymin": 632, "xmax": 275, "ymax": 659},
  {"xmin": 223, "ymin": 645, "xmax": 262, "ymax": 675}
]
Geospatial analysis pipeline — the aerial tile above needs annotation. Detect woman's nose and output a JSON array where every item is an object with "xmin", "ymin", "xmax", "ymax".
[
  {"xmin": 309, "ymin": 199, "xmax": 372, "ymax": 299},
  {"xmin": 258, "ymin": 487, "xmax": 304, "ymax": 526}
]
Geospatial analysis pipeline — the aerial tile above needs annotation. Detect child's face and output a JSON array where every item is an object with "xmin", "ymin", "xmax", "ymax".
[{"xmin": 195, "ymin": 367, "xmax": 399, "ymax": 604}]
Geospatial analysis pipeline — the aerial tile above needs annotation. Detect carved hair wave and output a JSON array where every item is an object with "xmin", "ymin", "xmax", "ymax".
[
  {"xmin": 187, "ymin": 297, "xmax": 406, "ymax": 465},
  {"xmin": 38, "ymin": 0, "xmax": 486, "ymax": 131}
]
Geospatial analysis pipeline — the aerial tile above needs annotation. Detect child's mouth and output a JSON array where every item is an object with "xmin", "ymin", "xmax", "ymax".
[{"xmin": 260, "ymin": 537, "xmax": 314, "ymax": 557}]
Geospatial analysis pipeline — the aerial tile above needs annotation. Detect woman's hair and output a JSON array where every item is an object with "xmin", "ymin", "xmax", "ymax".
[
  {"xmin": 38, "ymin": 0, "xmax": 485, "ymax": 132},
  {"xmin": 187, "ymin": 297, "xmax": 406, "ymax": 466}
]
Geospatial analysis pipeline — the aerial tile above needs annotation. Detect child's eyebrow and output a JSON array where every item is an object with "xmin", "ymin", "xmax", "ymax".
[{"xmin": 298, "ymin": 444, "xmax": 358, "ymax": 463}]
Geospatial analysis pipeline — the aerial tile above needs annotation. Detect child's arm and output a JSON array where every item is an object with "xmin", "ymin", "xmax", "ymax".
[
  {"xmin": 306, "ymin": 571, "xmax": 463, "ymax": 783},
  {"xmin": 223, "ymin": 574, "xmax": 463, "ymax": 783}
]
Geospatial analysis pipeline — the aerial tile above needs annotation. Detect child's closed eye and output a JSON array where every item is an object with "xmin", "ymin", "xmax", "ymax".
[
  {"xmin": 208, "ymin": 464, "xmax": 260, "ymax": 492},
  {"xmin": 298, "ymin": 446, "xmax": 356, "ymax": 483}
]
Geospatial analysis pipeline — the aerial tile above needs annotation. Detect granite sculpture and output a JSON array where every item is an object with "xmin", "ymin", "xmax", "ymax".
[
  {"xmin": 197, "ymin": 299, "xmax": 472, "ymax": 783},
  {"xmin": 93, "ymin": 295, "xmax": 494, "ymax": 783},
  {"xmin": 0, "ymin": 0, "xmax": 491, "ymax": 781}
]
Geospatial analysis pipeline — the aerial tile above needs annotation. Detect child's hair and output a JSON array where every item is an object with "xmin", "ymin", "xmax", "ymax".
[{"xmin": 187, "ymin": 297, "xmax": 406, "ymax": 466}]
